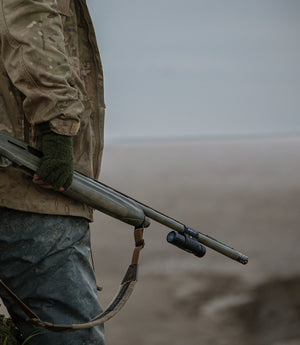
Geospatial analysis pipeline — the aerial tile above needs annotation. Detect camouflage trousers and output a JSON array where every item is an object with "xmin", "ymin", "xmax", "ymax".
[{"xmin": 0, "ymin": 207, "xmax": 105, "ymax": 345}]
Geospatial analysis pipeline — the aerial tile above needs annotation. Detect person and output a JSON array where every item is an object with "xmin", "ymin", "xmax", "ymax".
[{"xmin": 0, "ymin": 0, "xmax": 106, "ymax": 344}]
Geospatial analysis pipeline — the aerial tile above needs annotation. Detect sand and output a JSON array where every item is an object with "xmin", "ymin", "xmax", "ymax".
[
  {"xmin": 91, "ymin": 136, "xmax": 300, "ymax": 345},
  {"xmin": 2, "ymin": 136, "xmax": 300, "ymax": 344}
]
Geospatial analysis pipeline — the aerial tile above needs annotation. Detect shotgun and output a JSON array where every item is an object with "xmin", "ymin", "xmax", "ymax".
[{"xmin": 0, "ymin": 132, "xmax": 248, "ymax": 265}]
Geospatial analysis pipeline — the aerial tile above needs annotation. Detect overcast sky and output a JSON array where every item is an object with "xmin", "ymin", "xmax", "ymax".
[{"xmin": 87, "ymin": 0, "xmax": 300, "ymax": 140}]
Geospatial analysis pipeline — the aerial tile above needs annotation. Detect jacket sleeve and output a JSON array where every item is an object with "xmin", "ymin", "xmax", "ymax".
[{"xmin": 0, "ymin": 0, "xmax": 84, "ymax": 135}]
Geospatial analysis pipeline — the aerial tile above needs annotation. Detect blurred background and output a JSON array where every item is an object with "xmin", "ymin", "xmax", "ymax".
[
  {"xmin": 88, "ymin": 0, "xmax": 300, "ymax": 141},
  {"xmin": 2, "ymin": 1, "xmax": 299, "ymax": 345},
  {"xmin": 87, "ymin": 1, "xmax": 300, "ymax": 344}
]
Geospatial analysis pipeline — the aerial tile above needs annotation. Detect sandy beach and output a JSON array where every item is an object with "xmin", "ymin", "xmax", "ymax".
[{"xmin": 1, "ymin": 136, "xmax": 300, "ymax": 344}]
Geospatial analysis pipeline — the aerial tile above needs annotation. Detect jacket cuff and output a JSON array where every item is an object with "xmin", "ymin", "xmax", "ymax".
[
  {"xmin": 49, "ymin": 117, "xmax": 80, "ymax": 136},
  {"xmin": 47, "ymin": 98, "xmax": 84, "ymax": 136}
]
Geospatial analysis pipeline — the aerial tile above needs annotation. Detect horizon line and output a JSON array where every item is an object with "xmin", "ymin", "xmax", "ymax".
[{"xmin": 104, "ymin": 131, "xmax": 300, "ymax": 144}]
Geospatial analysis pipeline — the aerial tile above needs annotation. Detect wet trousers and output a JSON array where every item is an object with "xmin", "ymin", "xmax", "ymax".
[{"xmin": 0, "ymin": 207, "xmax": 105, "ymax": 345}]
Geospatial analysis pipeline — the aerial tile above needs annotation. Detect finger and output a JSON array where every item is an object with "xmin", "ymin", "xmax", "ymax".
[
  {"xmin": 36, "ymin": 182, "xmax": 65, "ymax": 192},
  {"xmin": 33, "ymin": 176, "xmax": 64, "ymax": 191},
  {"xmin": 39, "ymin": 184, "xmax": 56, "ymax": 189},
  {"xmin": 33, "ymin": 175, "xmax": 46, "ymax": 185},
  {"xmin": 33, "ymin": 173, "xmax": 41, "ymax": 182}
]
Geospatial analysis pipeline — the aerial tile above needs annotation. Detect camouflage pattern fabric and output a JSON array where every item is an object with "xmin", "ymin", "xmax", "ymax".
[{"xmin": 0, "ymin": 0, "xmax": 105, "ymax": 220}]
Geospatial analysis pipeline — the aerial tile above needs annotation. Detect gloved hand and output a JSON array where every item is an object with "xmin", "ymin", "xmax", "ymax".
[{"xmin": 34, "ymin": 122, "xmax": 74, "ymax": 191}]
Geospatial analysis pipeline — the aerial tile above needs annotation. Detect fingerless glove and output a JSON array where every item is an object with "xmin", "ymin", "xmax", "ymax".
[{"xmin": 36, "ymin": 123, "xmax": 74, "ymax": 190}]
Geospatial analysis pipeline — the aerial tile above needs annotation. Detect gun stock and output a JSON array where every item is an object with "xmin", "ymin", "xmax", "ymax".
[{"xmin": 0, "ymin": 133, "xmax": 248, "ymax": 264}]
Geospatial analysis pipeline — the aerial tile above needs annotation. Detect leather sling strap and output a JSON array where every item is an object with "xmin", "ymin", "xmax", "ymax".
[{"xmin": 0, "ymin": 226, "xmax": 145, "ymax": 333}]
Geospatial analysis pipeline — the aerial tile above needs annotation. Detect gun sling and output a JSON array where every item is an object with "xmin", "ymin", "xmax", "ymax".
[{"xmin": 0, "ymin": 227, "xmax": 145, "ymax": 332}]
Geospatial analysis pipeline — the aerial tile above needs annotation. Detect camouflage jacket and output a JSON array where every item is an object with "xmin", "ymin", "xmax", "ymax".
[{"xmin": 0, "ymin": 0, "xmax": 105, "ymax": 220}]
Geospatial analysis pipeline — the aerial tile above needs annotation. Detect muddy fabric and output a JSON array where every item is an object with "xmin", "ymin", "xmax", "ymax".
[
  {"xmin": 0, "ymin": 207, "xmax": 105, "ymax": 345},
  {"xmin": 0, "ymin": 0, "xmax": 105, "ymax": 220}
]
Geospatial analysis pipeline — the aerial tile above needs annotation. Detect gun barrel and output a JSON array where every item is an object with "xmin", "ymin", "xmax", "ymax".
[{"xmin": 93, "ymin": 181, "xmax": 248, "ymax": 264}]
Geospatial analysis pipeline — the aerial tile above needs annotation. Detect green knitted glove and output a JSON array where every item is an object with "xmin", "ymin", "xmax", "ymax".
[{"xmin": 36, "ymin": 123, "xmax": 74, "ymax": 190}]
